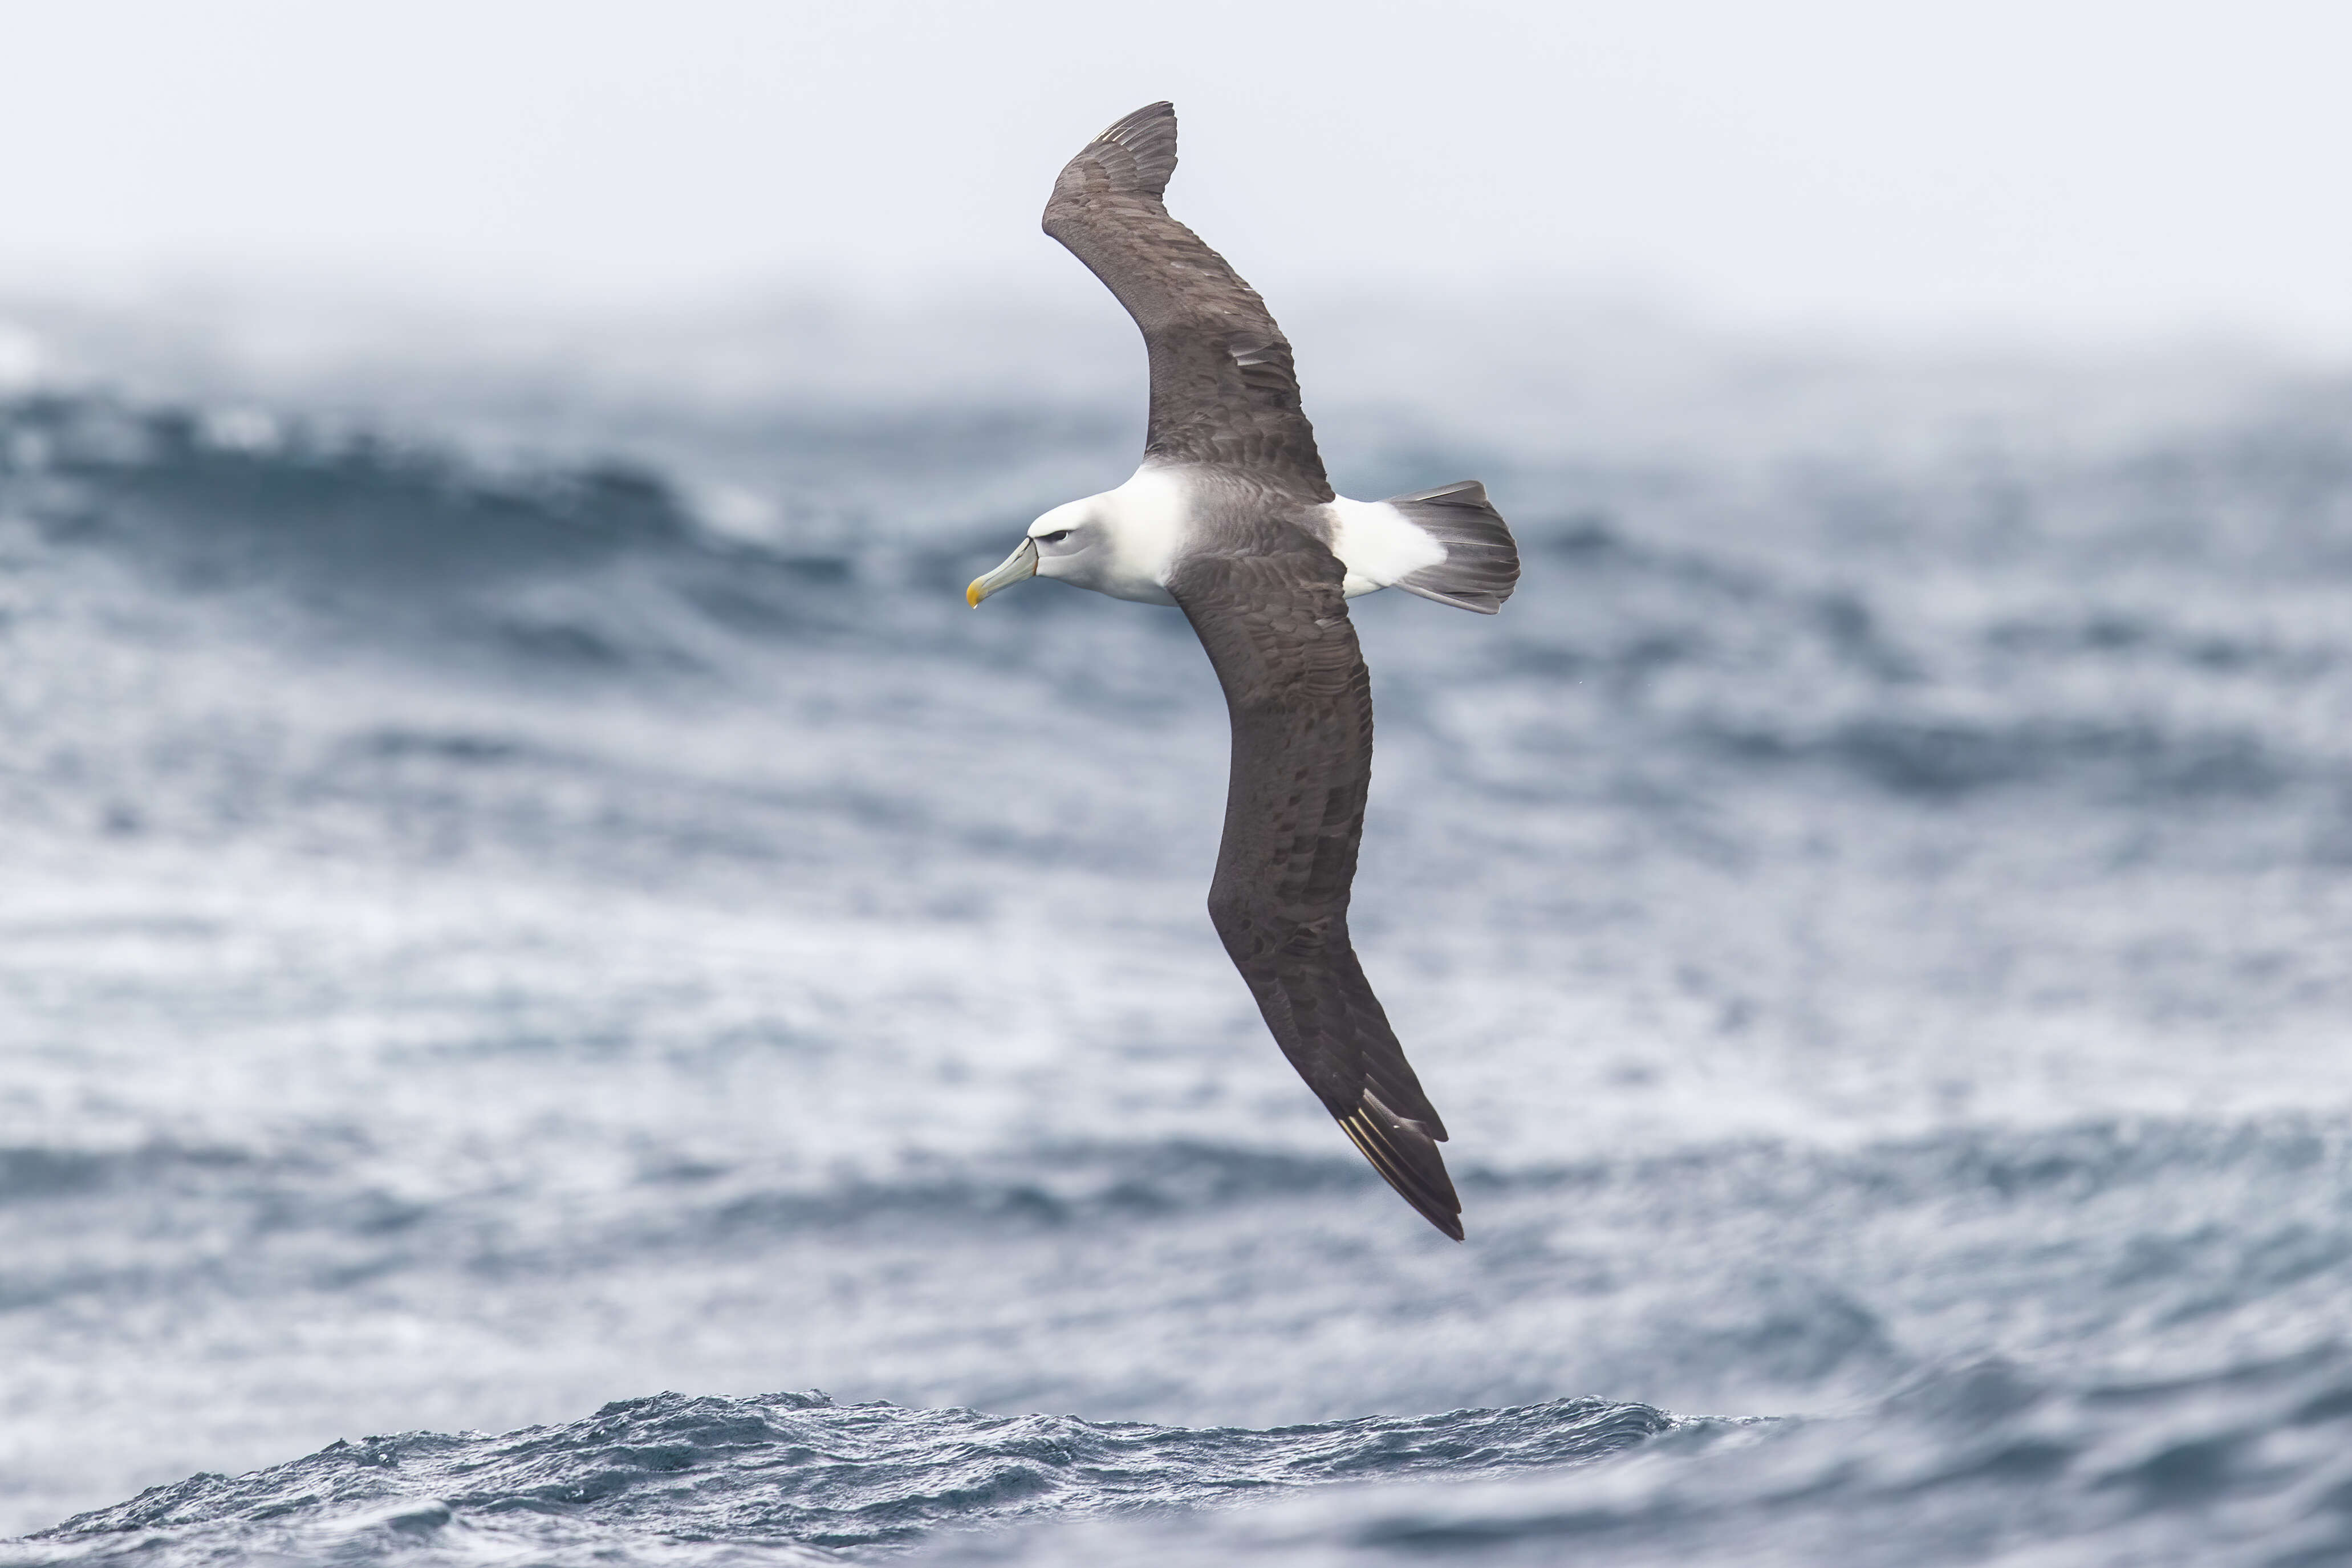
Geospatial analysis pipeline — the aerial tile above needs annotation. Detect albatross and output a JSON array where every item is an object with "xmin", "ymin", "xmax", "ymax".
[{"xmin": 966, "ymin": 103, "xmax": 1520, "ymax": 1240}]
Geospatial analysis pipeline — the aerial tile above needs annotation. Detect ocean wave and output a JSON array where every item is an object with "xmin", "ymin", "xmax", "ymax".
[
  {"xmin": 0, "ymin": 393, "xmax": 870, "ymax": 680},
  {"xmin": 929, "ymin": 1350, "xmax": 2352, "ymax": 1566},
  {"xmin": 9, "ymin": 1103, "xmax": 2352, "ymax": 1561},
  {"xmin": 0, "ymin": 1142, "xmax": 260, "ymax": 1205},
  {"xmin": 9, "ymin": 1115, "xmax": 2347, "ymax": 1334},
  {"xmin": 18, "ymin": 1339, "xmax": 2352, "ymax": 1567},
  {"xmin": 1693, "ymin": 712, "xmax": 2292, "ymax": 800},
  {"xmin": 18, "ymin": 1391, "xmax": 1676, "ymax": 1565}
]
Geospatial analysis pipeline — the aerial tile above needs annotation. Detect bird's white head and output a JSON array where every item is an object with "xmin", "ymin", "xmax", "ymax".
[
  {"xmin": 964, "ymin": 498, "xmax": 1094, "ymax": 607},
  {"xmin": 965, "ymin": 470, "xmax": 1191, "ymax": 608}
]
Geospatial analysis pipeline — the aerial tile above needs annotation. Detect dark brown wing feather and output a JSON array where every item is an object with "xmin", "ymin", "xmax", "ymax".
[
  {"xmin": 1169, "ymin": 542, "xmax": 1463, "ymax": 1240},
  {"xmin": 1043, "ymin": 103, "xmax": 1332, "ymax": 500}
]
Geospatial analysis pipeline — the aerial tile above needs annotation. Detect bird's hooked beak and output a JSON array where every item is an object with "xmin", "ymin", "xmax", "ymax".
[{"xmin": 966, "ymin": 537, "xmax": 1039, "ymax": 607}]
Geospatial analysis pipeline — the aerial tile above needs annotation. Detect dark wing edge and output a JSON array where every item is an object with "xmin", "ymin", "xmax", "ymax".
[
  {"xmin": 1170, "ymin": 546, "xmax": 1463, "ymax": 1240},
  {"xmin": 1042, "ymin": 103, "xmax": 1331, "ymax": 497}
]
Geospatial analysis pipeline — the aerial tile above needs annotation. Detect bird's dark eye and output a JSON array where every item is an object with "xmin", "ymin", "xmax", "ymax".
[{"xmin": 1038, "ymin": 530, "xmax": 1073, "ymax": 544}]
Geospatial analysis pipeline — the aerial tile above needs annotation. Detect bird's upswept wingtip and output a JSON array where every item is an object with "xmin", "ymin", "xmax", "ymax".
[
  {"xmin": 1071, "ymin": 101, "xmax": 1179, "ymax": 202},
  {"xmin": 1093, "ymin": 100, "xmax": 1176, "ymax": 146}
]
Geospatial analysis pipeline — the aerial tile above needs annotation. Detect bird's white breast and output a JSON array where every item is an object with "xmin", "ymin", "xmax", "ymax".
[
  {"xmin": 1323, "ymin": 497, "xmax": 1448, "ymax": 598},
  {"xmin": 1091, "ymin": 464, "xmax": 1197, "ymax": 604}
]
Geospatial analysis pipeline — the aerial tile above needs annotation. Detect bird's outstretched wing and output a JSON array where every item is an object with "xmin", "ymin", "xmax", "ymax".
[
  {"xmin": 1043, "ymin": 102, "xmax": 1332, "ymax": 501},
  {"xmin": 1169, "ymin": 543, "xmax": 1463, "ymax": 1240}
]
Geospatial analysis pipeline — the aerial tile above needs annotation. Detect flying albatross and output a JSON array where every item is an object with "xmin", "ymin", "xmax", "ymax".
[{"xmin": 966, "ymin": 103, "xmax": 1520, "ymax": 1240}]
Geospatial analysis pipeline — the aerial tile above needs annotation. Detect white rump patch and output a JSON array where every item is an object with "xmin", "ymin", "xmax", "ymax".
[{"xmin": 1323, "ymin": 497, "xmax": 1448, "ymax": 598}]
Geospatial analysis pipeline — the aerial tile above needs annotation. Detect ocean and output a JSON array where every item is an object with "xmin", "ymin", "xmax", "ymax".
[{"xmin": 3, "ymin": 295, "xmax": 2351, "ymax": 1564}]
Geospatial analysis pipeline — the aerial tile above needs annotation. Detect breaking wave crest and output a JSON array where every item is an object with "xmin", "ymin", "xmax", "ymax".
[{"xmin": 27, "ymin": 1391, "xmax": 1678, "ymax": 1564}]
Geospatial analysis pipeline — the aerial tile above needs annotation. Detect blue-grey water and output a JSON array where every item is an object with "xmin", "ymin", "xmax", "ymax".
[{"xmin": 4, "ymin": 304, "xmax": 2352, "ymax": 1565}]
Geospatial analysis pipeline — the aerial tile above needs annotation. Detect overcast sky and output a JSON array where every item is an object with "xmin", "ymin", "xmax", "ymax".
[{"xmin": 3, "ymin": 1, "xmax": 2349, "ymax": 347}]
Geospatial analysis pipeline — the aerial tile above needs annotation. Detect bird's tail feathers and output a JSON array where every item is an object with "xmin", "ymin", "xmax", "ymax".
[{"xmin": 1383, "ymin": 480, "xmax": 1520, "ymax": 614}]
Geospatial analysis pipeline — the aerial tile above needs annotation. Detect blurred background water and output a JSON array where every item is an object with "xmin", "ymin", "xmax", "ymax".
[
  {"xmin": 6, "ymin": 289, "xmax": 2352, "ymax": 1565},
  {"xmin": 7, "ymin": 2, "xmax": 2352, "ymax": 1563}
]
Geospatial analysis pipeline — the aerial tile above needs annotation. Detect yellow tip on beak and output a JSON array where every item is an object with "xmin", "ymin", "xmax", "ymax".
[{"xmin": 965, "ymin": 537, "xmax": 1039, "ymax": 608}]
